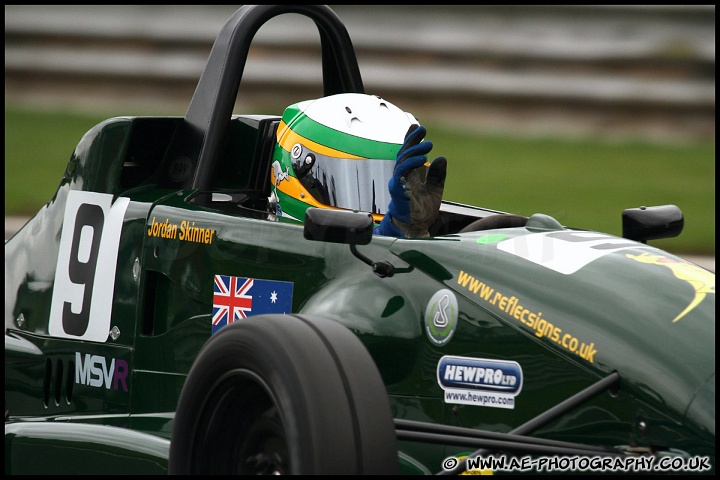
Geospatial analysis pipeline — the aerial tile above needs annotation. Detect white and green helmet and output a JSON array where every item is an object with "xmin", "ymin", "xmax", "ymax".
[{"xmin": 271, "ymin": 93, "xmax": 418, "ymax": 223}]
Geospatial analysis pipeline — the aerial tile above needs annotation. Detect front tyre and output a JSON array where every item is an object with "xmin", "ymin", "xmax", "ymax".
[{"xmin": 169, "ymin": 314, "xmax": 397, "ymax": 474}]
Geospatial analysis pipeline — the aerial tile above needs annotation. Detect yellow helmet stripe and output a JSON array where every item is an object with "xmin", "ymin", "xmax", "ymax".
[
  {"xmin": 276, "ymin": 120, "xmax": 365, "ymax": 159},
  {"xmin": 276, "ymin": 175, "xmax": 328, "ymax": 209},
  {"xmin": 276, "ymin": 175, "xmax": 385, "ymax": 223}
]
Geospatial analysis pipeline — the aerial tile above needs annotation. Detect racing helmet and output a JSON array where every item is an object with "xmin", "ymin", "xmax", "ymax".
[{"xmin": 270, "ymin": 93, "xmax": 418, "ymax": 223}]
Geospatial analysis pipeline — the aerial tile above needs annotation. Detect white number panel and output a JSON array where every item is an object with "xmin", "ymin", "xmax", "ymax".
[{"xmin": 49, "ymin": 191, "xmax": 130, "ymax": 342}]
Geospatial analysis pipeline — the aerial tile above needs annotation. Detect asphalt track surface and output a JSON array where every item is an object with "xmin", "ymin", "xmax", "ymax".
[{"xmin": 4, "ymin": 216, "xmax": 714, "ymax": 273}]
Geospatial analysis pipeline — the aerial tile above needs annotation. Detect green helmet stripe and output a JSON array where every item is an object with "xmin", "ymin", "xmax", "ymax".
[
  {"xmin": 276, "ymin": 189, "xmax": 312, "ymax": 222},
  {"xmin": 283, "ymin": 109, "xmax": 401, "ymax": 160}
]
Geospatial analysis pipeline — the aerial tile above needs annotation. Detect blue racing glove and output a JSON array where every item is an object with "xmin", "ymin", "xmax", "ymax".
[{"xmin": 375, "ymin": 124, "xmax": 447, "ymax": 237}]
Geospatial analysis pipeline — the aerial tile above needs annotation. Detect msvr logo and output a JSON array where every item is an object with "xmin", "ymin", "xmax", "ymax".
[{"xmin": 75, "ymin": 352, "xmax": 129, "ymax": 392}]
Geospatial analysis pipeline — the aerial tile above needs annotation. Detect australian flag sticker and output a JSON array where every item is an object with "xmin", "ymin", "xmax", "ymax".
[{"xmin": 212, "ymin": 275, "xmax": 293, "ymax": 334}]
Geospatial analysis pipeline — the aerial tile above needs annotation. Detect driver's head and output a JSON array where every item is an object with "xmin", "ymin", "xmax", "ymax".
[{"xmin": 270, "ymin": 93, "xmax": 417, "ymax": 223}]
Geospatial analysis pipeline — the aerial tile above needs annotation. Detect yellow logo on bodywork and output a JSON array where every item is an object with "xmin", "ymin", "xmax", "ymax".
[{"xmin": 626, "ymin": 253, "xmax": 715, "ymax": 322}]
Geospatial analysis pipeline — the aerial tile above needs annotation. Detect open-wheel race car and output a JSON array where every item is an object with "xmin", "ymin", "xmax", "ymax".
[{"xmin": 5, "ymin": 5, "xmax": 714, "ymax": 475}]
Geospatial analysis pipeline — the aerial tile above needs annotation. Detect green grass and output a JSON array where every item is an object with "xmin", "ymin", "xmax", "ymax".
[
  {"xmin": 5, "ymin": 105, "xmax": 715, "ymax": 254},
  {"xmin": 424, "ymin": 122, "xmax": 715, "ymax": 255},
  {"xmin": 5, "ymin": 106, "xmax": 112, "ymax": 215}
]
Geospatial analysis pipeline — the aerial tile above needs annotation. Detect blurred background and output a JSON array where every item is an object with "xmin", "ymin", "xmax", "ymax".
[
  {"xmin": 4, "ymin": 5, "xmax": 715, "ymax": 265},
  {"xmin": 5, "ymin": 5, "xmax": 715, "ymax": 139}
]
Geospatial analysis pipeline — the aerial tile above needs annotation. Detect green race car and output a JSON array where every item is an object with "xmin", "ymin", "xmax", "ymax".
[{"xmin": 5, "ymin": 5, "xmax": 714, "ymax": 475}]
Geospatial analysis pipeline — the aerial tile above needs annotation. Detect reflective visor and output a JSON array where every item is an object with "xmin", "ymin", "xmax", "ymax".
[
  {"xmin": 276, "ymin": 118, "xmax": 402, "ymax": 215},
  {"xmin": 300, "ymin": 150, "xmax": 395, "ymax": 214}
]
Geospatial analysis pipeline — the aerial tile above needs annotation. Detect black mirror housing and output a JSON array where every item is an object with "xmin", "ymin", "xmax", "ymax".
[
  {"xmin": 622, "ymin": 204, "xmax": 684, "ymax": 242},
  {"xmin": 304, "ymin": 208, "xmax": 374, "ymax": 245}
]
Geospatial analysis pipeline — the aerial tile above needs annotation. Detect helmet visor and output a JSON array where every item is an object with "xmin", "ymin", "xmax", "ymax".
[{"xmin": 295, "ymin": 147, "xmax": 394, "ymax": 215}]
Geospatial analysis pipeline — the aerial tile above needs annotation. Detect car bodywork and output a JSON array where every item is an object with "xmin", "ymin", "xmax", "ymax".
[{"xmin": 5, "ymin": 5, "xmax": 714, "ymax": 475}]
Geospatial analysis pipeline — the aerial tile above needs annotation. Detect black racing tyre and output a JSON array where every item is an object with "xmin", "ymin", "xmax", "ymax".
[{"xmin": 168, "ymin": 314, "xmax": 398, "ymax": 474}]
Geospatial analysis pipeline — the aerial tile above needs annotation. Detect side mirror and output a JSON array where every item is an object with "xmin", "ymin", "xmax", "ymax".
[
  {"xmin": 303, "ymin": 208, "xmax": 394, "ymax": 277},
  {"xmin": 303, "ymin": 208, "xmax": 373, "ymax": 245},
  {"xmin": 622, "ymin": 205, "xmax": 684, "ymax": 243}
]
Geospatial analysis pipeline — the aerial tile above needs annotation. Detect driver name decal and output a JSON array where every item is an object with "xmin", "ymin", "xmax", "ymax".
[
  {"xmin": 147, "ymin": 216, "xmax": 216, "ymax": 244},
  {"xmin": 438, "ymin": 356, "xmax": 523, "ymax": 409}
]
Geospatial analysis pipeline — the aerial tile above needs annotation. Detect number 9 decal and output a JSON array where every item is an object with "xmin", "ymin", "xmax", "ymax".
[{"xmin": 49, "ymin": 191, "xmax": 130, "ymax": 342}]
